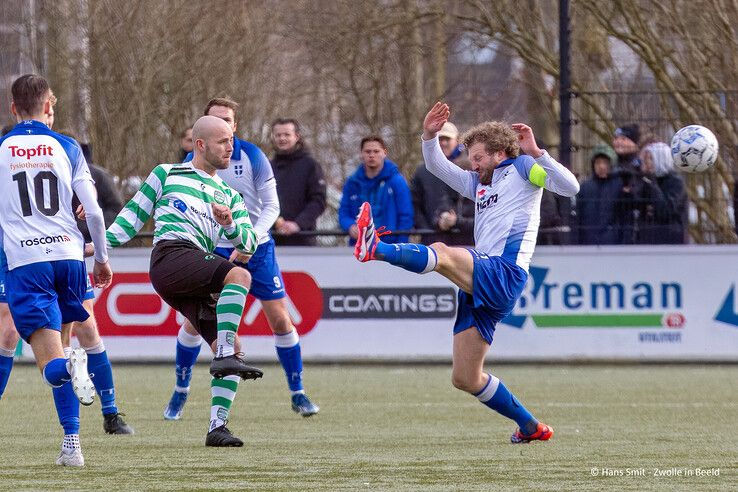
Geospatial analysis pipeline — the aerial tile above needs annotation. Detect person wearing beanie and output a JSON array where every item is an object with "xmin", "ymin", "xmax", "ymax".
[
  {"xmin": 613, "ymin": 123, "xmax": 641, "ymax": 170},
  {"xmin": 575, "ymin": 144, "xmax": 622, "ymax": 244}
]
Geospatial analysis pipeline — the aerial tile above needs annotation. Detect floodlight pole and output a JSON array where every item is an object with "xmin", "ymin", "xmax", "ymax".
[
  {"xmin": 559, "ymin": 0, "xmax": 571, "ymax": 169},
  {"xmin": 558, "ymin": 0, "xmax": 573, "ymax": 243}
]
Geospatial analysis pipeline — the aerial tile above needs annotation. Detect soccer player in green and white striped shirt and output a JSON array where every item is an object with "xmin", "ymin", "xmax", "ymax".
[{"xmin": 107, "ymin": 115, "xmax": 262, "ymax": 446}]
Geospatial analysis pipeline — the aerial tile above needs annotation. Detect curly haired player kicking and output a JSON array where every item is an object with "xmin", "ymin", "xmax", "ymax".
[{"xmin": 353, "ymin": 102, "xmax": 579, "ymax": 443}]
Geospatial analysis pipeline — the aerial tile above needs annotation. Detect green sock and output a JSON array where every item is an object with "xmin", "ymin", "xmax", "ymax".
[
  {"xmin": 215, "ymin": 283, "xmax": 248, "ymax": 358},
  {"xmin": 209, "ymin": 375, "xmax": 240, "ymax": 431}
]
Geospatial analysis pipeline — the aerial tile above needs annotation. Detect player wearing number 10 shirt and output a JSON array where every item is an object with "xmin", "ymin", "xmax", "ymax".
[{"xmin": 0, "ymin": 74, "xmax": 112, "ymax": 466}]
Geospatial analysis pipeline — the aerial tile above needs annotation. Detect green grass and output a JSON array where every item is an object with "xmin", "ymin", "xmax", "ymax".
[{"xmin": 1, "ymin": 364, "xmax": 736, "ymax": 491}]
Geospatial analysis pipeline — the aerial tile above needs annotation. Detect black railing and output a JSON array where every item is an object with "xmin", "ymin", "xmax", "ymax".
[{"xmin": 130, "ymin": 226, "xmax": 571, "ymax": 240}]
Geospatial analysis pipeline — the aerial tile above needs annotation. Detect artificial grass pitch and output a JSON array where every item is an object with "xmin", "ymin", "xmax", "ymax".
[{"xmin": 1, "ymin": 363, "xmax": 735, "ymax": 490}]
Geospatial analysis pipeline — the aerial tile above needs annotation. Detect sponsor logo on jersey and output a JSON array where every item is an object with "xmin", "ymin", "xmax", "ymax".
[
  {"xmin": 172, "ymin": 199, "xmax": 188, "ymax": 213},
  {"xmin": 187, "ymin": 205, "xmax": 219, "ymax": 228},
  {"xmin": 9, "ymin": 162, "xmax": 54, "ymax": 172},
  {"xmin": 8, "ymin": 144, "xmax": 54, "ymax": 158},
  {"xmin": 19, "ymin": 234, "xmax": 71, "ymax": 248},
  {"xmin": 476, "ymin": 192, "xmax": 499, "ymax": 212}
]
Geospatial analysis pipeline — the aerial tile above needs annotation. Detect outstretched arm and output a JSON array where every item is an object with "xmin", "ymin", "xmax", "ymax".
[
  {"xmin": 106, "ymin": 166, "xmax": 163, "ymax": 248},
  {"xmin": 512, "ymin": 123, "xmax": 580, "ymax": 197},
  {"xmin": 421, "ymin": 102, "xmax": 477, "ymax": 200}
]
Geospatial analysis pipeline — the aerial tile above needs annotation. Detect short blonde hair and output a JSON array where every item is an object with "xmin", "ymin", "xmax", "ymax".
[{"xmin": 462, "ymin": 121, "xmax": 520, "ymax": 158}]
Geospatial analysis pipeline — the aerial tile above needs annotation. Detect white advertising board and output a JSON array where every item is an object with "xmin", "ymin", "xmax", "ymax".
[{"xmin": 18, "ymin": 245, "xmax": 738, "ymax": 361}]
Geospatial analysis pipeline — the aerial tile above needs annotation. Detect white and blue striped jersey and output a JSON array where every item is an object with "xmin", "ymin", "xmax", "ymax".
[
  {"xmin": 422, "ymin": 136, "xmax": 579, "ymax": 272},
  {"xmin": 0, "ymin": 120, "xmax": 105, "ymax": 270},
  {"xmin": 186, "ymin": 138, "xmax": 278, "ymax": 247}
]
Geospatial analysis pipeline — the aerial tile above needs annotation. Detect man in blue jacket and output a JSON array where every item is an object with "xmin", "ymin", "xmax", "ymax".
[{"xmin": 339, "ymin": 136, "xmax": 413, "ymax": 244}]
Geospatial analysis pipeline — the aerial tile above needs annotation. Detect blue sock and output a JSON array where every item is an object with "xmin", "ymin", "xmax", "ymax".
[
  {"xmin": 475, "ymin": 374, "xmax": 538, "ymax": 433},
  {"xmin": 375, "ymin": 242, "xmax": 437, "ymax": 274},
  {"xmin": 175, "ymin": 332, "xmax": 202, "ymax": 390},
  {"xmin": 52, "ymin": 381, "xmax": 80, "ymax": 435},
  {"xmin": 43, "ymin": 357, "xmax": 71, "ymax": 387},
  {"xmin": 275, "ymin": 330, "xmax": 303, "ymax": 393},
  {"xmin": 0, "ymin": 352, "xmax": 14, "ymax": 399},
  {"xmin": 86, "ymin": 343, "xmax": 118, "ymax": 415}
]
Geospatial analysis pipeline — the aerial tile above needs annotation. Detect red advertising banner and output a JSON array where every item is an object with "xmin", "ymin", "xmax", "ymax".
[{"xmin": 93, "ymin": 272, "xmax": 323, "ymax": 336}]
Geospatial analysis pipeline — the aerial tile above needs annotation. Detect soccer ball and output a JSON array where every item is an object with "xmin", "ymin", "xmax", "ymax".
[{"xmin": 670, "ymin": 125, "xmax": 719, "ymax": 173}]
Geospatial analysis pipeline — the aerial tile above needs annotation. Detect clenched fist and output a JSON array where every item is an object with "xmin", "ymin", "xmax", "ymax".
[{"xmin": 211, "ymin": 203, "xmax": 233, "ymax": 226}]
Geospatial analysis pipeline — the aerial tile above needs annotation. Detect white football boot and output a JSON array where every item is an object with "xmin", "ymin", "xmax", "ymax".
[
  {"xmin": 68, "ymin": 348, "xmax": 95, "ymax": 406},
  {"xmin": 56, "ymin": 448, "xmax": 85, "ymax": 467}
]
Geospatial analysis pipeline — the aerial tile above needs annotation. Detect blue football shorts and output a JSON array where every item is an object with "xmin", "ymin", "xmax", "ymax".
[
  {"xmin": 1, "ymin": 261, "xmax": 93, "ymax": 303},
  {"xmin": 83, "ymin": 271, "xmax": 95, "ymax": 301},
  {"xmin": 5, "ymin": 260, "xmax": 90, "ymax": 342},
  {"xmin": 453, "ymin": 249, "xmax": 528, "ymax": 344},
  {"xmin": 0, "ymin": 267, "xmax": 6, "ymax": 304},
  {"xmin": 214, "ymin": 238, "xmax": 286, "ymax": 301}
]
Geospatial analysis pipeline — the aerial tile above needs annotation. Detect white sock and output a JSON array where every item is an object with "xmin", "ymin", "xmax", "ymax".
[
  {"xmin": 83, "ymin": 341, "xmax": 105, "ymax": 354},
  {"xmin": 62, "ymin": 434, "xmax": 80, "ymax": 452},
  {"xmin": 177, "ymin": 325, "xmax": 203, "ymax": 347},
  {"xmin": 216, "ymin": 331, "xmax": 235, "ymax": 358}
]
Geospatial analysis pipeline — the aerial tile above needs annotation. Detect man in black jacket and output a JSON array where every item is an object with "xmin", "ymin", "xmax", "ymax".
[
  {"xmin": 576, "ymin": 145, "xmax": 622, "ymax": 244},
  {"xmin": 270, "ymin": 118, "xmax": 327, "ymax": 246}
]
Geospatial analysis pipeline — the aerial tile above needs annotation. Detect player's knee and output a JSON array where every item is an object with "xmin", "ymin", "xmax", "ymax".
[
  {"xmin": 73, "ymin": 318, "xmax": 101, "ymax": 347},
  {"xmin": 224, "ymin": 266, "xmax": 251, "ymax": 289},
  {"xmin": 451, "ymin": 372, "xmax": 476, "ymax": 393},
  {"xmin": 270, "ymin": 315, "xmax": 293, "ymax": 334},
  {"xmin": 430, "ymin": 242, "xmax": 450, "ymax": 265},
  {"xmin": 0, "ymin": 326, "xmax": 19, "ymax": 350}
]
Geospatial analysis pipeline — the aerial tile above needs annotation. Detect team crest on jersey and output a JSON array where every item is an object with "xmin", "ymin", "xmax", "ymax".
[
  {"xmin": 233, "ymin": 163, "xmax": 243, "ymax": 177},
  {"xmin": 213, "ymin": 190, "xmax": 226, "ymax": 204}
]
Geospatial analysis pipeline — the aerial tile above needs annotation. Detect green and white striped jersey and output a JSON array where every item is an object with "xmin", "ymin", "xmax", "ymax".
[{"xmin": 107, "ymin": 163, "xmax": 257, "ymax": 254}]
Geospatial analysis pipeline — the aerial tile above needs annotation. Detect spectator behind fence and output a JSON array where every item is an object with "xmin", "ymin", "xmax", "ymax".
[
  {"xmin": 639, "ymin": 141, "xmax": 687, "ymax": 244},
  {"xmin": 613, "ymin": 123, "xmax": 641, "ymax": 170},
  {"xmin": 576, "ymin": 145, "xmax": 621, "ymax": 244},
  {"xmin": 338, "ymin": 136, "xmax": 413, "ymax": 245},
  {"xmin": 412, "ymin": 121, "xmax": 473, "ymax": 245},
  {"xmin": 613, "ymin": 155, "xmax": 667, "ymax": 245},
  {"xmin": 178, "ymin": 127, "xmax": 193, "ymax": 162},
  {"xmin": 270, "ymin": 118, "xmax": 327, "ymax": 246}
]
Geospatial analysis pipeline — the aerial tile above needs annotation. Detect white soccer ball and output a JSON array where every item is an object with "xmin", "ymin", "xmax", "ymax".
[{"xmin": 670, "ymin": 125, "xmax": 719, "ymax": 173}]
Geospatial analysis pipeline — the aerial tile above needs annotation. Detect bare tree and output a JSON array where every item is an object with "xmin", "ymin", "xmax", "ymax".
[{"xmin": 457, "ymin": 0, "xmax": 738, "ymax": 243}]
